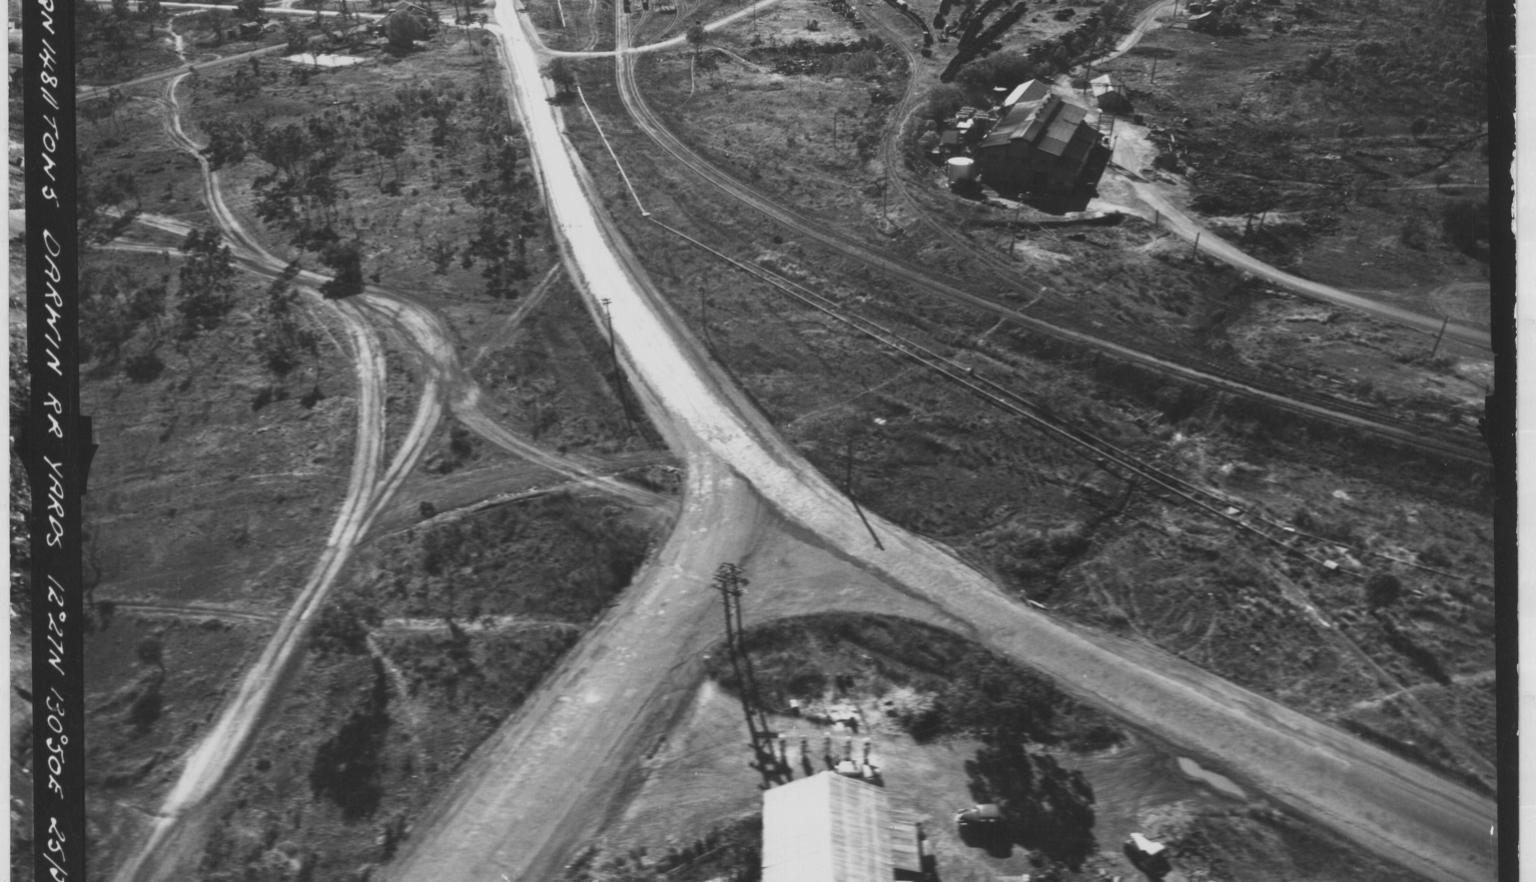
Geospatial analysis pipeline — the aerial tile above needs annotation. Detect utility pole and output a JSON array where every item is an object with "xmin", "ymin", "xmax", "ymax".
[
  {"xmin": 602, "ymin": 298, "xmax": 637, "ymax": 433},
  {"xmin": 713, "ymin": 563, "xmax": 786, "ymax": 786},
  {"xmin": 844, "ymin": 435, "xmax": 885, "ymax": 550},
  {"xmin": 1011, "ymin": 203, "xmax": 1021, "ymax": 257}
]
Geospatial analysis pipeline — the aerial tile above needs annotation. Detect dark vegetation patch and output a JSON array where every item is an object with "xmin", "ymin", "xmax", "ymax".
[
  {"xmin": 343, "ymin": 491, "xmax": 656, "ymax": 622},
  {"xmin": 708, "ymin": 615, "xmax": 1123, "ymax": 751}
]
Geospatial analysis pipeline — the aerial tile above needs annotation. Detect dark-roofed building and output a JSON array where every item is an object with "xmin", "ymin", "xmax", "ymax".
[
  {"xmin": 761, "ymin": 771, "xmax": 924, "ymax": 882},
  {"xmin": 974, "ymin": 94, "xmax": 1111, "ymax": 201}
]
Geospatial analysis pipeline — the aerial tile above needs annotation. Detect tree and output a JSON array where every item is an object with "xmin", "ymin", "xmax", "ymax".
[
  {"xmin": 127, "ymin": 277, "xmax": 170, "ymax": 342},
  {"xmin": 282, "ymin": 19, "xmax": 309, "ymax": 53},
  {"xmin": 136, "ymin": 636, "xmax": 165, "ymax": 669},
  {"xmin": 385, "ymin": 7, "xmax": 429, "ymax": 49},
  {"xmin": 202, "ymin": 116, "xmax": 250, "ymax": 169},
  {"xmin": 255, "ymin": 279, "xmax": 320, "ymax": 374},
  {"xmin": 319, "ymin": 240, "xmax": 365, "ymax": 298},
  {"xmin": 204, "ymin": 7, "xmax": 230, "ymax": 45},
  {"xmin": 365, "ymin": 101, "xmax": 408, "ymax": 187},
  {"xmin": 236, "ymin": 0, "xmax": 264, "ymax": 21},
  {"xmin": 686, "ymin": 20, "xmax": 706, "ymax": 59},
  {"xmin": 543, "ymin": 57, "xmax": 576, "ymax": 98},
  {"xmin": 1365, "ymin": 572, "xmax": 1404, "ymax": 609},
  {"xmin": 175, "ymin": 228, "xmax": 238, "ymax": 343}
]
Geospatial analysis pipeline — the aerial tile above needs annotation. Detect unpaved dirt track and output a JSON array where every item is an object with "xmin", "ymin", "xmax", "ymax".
[
  {"xmin": 385, "ymin": 6, "xmax": 1495, "ymax": 881},
  {"xmin": 113, "ymin": 77, "xmax": 437, "ymax": 882},
  {"xmin": 1129, "ymin": 183, "xmax": 1489, "ymax": 348}
]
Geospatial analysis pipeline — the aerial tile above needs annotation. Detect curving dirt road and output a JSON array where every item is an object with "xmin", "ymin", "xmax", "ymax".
[
  {"xmin": 1082, "ymin": 1, "xmax": 1488, "ymax": 350},
  {"xmin": 1129, "ymin": 182, "xmax": 1489, "ymax": 348}
]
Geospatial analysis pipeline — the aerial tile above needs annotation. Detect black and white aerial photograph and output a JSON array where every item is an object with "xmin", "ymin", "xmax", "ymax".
[{"xmin": 8, "ymin": 0, "xmax": 1516, "ymax": 880}]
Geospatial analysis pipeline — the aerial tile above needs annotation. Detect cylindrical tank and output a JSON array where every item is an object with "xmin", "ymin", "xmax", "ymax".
[{"xmin": 945, "ymin": 156, "xmax": 977, "ymax": 183}]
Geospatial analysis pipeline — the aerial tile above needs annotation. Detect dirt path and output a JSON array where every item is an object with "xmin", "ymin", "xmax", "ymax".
[
  {"xmin": 384, "ymin": 6, "xmax": 1496, "ymax": 881},
  {"xmin": 1101, "ymin": 0, "xmax": 1179, "ymax": 64},
  {"xmin": 1127, "ymin": 182, "xmax": 1489, "ymax": 348},
  {"xmin": 524, "ymin": 0, "xmax": 786, "ymax": 58},
  {"xmin": 91, "ymin": 601, "xmax": 279, "ymax": 626},
  {"xmin": 1078, "ymin": 4, "xmax": 1490, "ymax": 351}
]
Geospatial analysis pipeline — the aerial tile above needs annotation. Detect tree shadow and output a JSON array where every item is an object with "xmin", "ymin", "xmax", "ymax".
[{"xmin": 964, "ymin": 740, "xmax": 1097, "ymax": 869}]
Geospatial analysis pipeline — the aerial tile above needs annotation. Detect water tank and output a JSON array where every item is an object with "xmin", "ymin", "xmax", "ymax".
[{"xmin": 945, "ymin": 156, "xmax": 977, "ymax": 183}]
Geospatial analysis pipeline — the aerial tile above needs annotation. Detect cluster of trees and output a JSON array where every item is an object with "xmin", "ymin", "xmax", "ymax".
[
  {"xmin": 451, "ymin": 75, "xmax": 544, "ymax": 296},
  {"xmin": 198, "ymin": 65, "xmax": 541, "ymax": 297},
  {"xmin": 945, "ymin": 0, "xmax": 1132, "ymax": 87},
  {"xmin": 74, "ymin": 0, "xmax": 162, "ymax": 78},
  {"xmin": 965, "ymin": 739, "xmax": 1098, "ymax": 870},
  {"xmin": 78, "ymin": 228, "xmax": 244, "ymax": 382},
  {"xmin": 78, "ymin": 147, "xmax": 143, "ymax": 243}
]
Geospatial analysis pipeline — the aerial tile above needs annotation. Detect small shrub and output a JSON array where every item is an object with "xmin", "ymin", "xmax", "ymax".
[
  {"xmin": 1364, "ymin": 572, "xmax": 1403, "ymax": 608},
  {"xmin": 123, "ymin": 350, "xmax": 165, "ymax": 383},
  {"xmin": 135, "ymin": 636, "xmax": 164, "ymax": 668}
]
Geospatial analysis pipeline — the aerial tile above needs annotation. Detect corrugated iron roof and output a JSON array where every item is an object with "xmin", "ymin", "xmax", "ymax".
[
  {"xmin": 979, "ymin": 96, "xmax": 1103, "ymax": 165},
  {"xmin": 1001, "ymin": 79, "xmax": 1052, "ymax": 108},
  {"xmin": 762, "ymin": 772, "xmax": 895, "ymax": 882}
]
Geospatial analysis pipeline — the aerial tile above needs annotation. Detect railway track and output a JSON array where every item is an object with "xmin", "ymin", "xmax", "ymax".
[
  {"xmin": 607, "ymin": 43, "xmax": 1487, "ymax": 469},
  {"xmin": 650, "ymin": 216, "xmax": 1477, "ymax": 586}
]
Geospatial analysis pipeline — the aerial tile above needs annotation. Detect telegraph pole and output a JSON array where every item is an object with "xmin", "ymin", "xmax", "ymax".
[
  {"xmin": 714, "ymin": 563, "xmax": 784, "ymax": 784},
  {"xmin": 601, "ymin": 298, "xmax": 637, "ymax": 432},
  {"xmin": 843, "ymin": 435, "xmax": 885, "ymax": 550}
]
